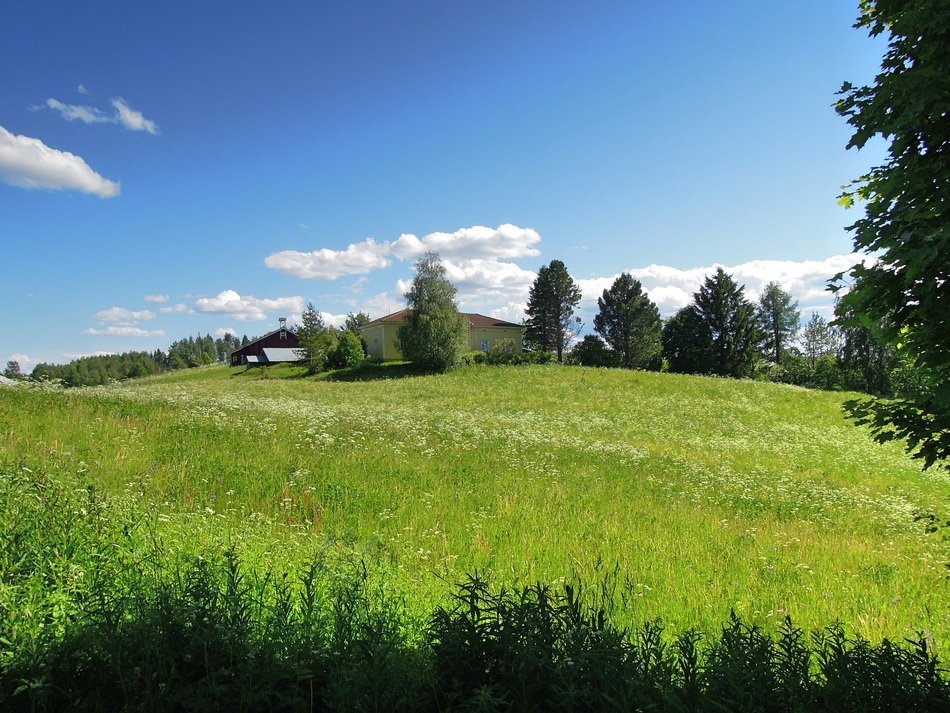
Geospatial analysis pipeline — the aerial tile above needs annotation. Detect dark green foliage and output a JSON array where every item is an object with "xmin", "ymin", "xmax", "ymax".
[
  {"xmin": 2, "ymin": 361, "xmax": 22, "ymax": 380},
  {"xmin": 833, "ymin": 0, "xmax": 950, "ymax": 468},
  {"xmin": 525, "ymin": 260, "xmax": 582, "ymax": 363},
  {"xmin": 343, "ymin": 311, "xmax": 371, "ymax": 335},
  {"xmin": 297, "ymin": 302, "xmax": 330, "ymax": 374},
  {"xmin": 397, "ymin": 252, "xmax": 467, "ymax": 372},
  {"xmin": 31, "ymin": 350, "xmax": 167, "ymax": 386},
  {"xmin": 569, "ymin": 335, "xmax": 618, "ymax": 367},
  {"xmin": 662, "ymin": 306, "xmax": 713, "ymax": 375},
  {"xmin": 757, "ymin": 282, "xmax": 800, "ymax": 364},
  {"xmin": 593, "ymin": 273, "xmax": 662, "ymax": 369},
  {"xmin": 693, "ymin": 268, "xmax": 763, "ymax": 378},
  {"xmin": 329, "ymin": 330, "xmax": 365, "ymax": 369}
]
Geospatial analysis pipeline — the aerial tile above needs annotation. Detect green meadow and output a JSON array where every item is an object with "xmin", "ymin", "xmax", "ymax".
[{"xmin": 2, "ymin": 363, "xmax": 948, "ymax": 646}]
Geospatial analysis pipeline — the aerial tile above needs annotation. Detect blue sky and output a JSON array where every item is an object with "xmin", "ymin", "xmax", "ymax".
[{"xmin": 1, "ymin": 1, "xmax": 885, "ymax": 369}]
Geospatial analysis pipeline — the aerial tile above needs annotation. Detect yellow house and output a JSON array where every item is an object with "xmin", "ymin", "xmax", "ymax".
[{"xmin": 360, "ymin": 309, "xmax": 523, "ymax": 361}]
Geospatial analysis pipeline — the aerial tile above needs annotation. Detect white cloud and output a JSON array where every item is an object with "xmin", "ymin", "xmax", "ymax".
[
  {"xmin": 576, "ymin": 254, "xmax": 864, "ymax": 319},
  {"xmin": 346, "ymin": 276, "xmax": 369, "ymax": 294},
  {"xmin": 265, "ymin": 224, "xmax": 541, "ymax": 280},
  {"xmin": 111, "ymin": 98, "xmax": 160, "ymax": 134},
  {"xmin": 144, "ymin": 294, "xmax": 169, "ymax": 303},
  {"xmin": 488, "ymin": 302, "xmax": 528, "ymax": 325},
  {"xmin": 265, "ymin": 238, "xmax": 393, "ymax": 280},
  {"xmin": 320, "ymin": 312, "xmax": 348, "ymax": 329},
  {"xmin": 84, "ymin": 326, "xmax": 165, "ymax": 337},
  {"xmin": 446, "ymin": 258, "xmax": 537, "ymax": 310},
  {"xmin": 194, "ymin": 290, "xmax": 305, "ymax": 321},
  {"xmin": 94, "ymin": 307, "xmax": 157, "ymax": 324},
  {"xmin": 0, "ymin": 125, "xmax": 120, "ymax": 197},
  {"xmin": 77, "ymin": 84, "xmax": 89, "ymax": 95},
  {"xmin": 159, "ymin": 303, "xmax": 193, "ymax": 314},
  {"xmin": 390, "ymin": 224, "xmax": 542, "ymax": 261},
  {"xmin": 42, "ymin": 96, "xmax": 160, "ymax": 134},
  {"xmin": 45, "ymin": 98, "xmax": 110, "ymax": 124},
  {"xmin": 213, "ymin": 327, "xmax": 237, "ymax": 338},
  {"xmin": 7, "ymin": 352, "xmax": 34, "ymax": 365},
  {"xmin": 357, "ymin": 292, "xmax": 405, "ymax": 320}
]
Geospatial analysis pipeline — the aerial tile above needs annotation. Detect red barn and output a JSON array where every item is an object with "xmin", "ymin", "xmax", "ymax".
[{"xmin": 229, "ymin": 318, "xmax": 302, "ymax": 366}]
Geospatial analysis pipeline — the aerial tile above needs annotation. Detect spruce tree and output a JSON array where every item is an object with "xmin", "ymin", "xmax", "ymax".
[
  {"xmin": 525, "ymin": 259, "xmax": 582, "ymax": 363},
  {"xmin": 692, "ymin": 268, "xmax": 762, "ymax": 377},
  {"xmin": 593, "ymin": 273, "xmax": 662, "ymax": 369}
]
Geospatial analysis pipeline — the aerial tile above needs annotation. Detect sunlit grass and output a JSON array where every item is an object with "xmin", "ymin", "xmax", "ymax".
[{"xmin": 1, "ymin": 363, "xmax": 947, "ymax": 644}]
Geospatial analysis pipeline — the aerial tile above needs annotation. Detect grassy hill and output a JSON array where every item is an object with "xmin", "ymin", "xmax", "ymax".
[{"xmin": 2, "ymin": 363, "xmax": 948, "ymax": 645}]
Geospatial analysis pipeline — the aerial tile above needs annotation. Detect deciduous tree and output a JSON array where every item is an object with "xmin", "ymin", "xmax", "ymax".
[
  {"xmin": 833, "ymin": 0, "xmax": 950, "ymax": 467},
  {"xmin": 3, "ymin": 360, "xmax": 22, "ymax": 380},
  {"xmin": 397, "ymin": 252, "xmax": 466, "ymax": 372}
]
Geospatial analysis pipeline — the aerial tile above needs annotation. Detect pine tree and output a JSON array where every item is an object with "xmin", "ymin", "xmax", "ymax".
[{"xmin": 525, "ymin": 260, "xmax": 582, "ymax": 363}]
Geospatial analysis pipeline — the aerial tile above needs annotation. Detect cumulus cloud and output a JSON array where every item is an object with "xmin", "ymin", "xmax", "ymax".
[
  {"xmin": 144, "ymin": 294, "xmax": 169, "ymax": 303},
  {"xmin": 194, "ymin": 290, "xmax": 304, "ymax": 321},
  {"xmin": 213, "ymin": 327, "xmax": 237, "ymax": 338},
  {"xmin": 42, "ymin": 96, "xmax": 160, "ymax": 134},
  {"xmin": 84, "ymin": 326, "xmax": 165, "ymax": 337},
  {"xmin": 94, "ymin": 307, "xmax": 157, "ymax": 325},
  {"xmin": 576, "ymin": 254, "xmax": 864, "ymax": 319},
  {"xmin": 265, "ymin": 224, "xmax": 541, "ymax": 280},
  {"xmin": 0, "ymin": 125, "xmax": 120, "ymax": 197},
  {"xmin": 265, "ymin": 238, "xmax": 392, "ymax": 279},
  {"xmin": 390, "ymin": 224, "xmax": 542, "ymax": 261}
]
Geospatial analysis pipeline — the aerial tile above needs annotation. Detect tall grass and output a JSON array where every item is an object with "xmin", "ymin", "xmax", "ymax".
[
  {"xmin": 1, "ymin": 461, "xmax": 946, "ymax": 711},
  {"xmin": 1, "ymin": 364, "xmax": 947, "ymax": 647}
]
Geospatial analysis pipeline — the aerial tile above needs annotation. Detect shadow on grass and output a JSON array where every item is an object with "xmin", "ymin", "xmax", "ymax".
[{"xmin": 324, "ymin": 361, "xmax": 423, "ymax": 382}]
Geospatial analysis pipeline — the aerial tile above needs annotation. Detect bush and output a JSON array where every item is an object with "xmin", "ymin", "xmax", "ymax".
[{"xmin": 330, "ymin": 330, "xmax": 365, "ymax": 369}]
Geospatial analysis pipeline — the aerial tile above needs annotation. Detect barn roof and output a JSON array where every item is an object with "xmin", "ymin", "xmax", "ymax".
[{"xmin": 261, "ymin": 347, "xmax": 302, "ymax": 363}]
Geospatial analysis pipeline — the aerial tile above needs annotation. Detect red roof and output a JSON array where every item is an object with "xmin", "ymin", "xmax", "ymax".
[{"xmin": 366, "ymin": 310, "xmax": 521, "ymax": 328}]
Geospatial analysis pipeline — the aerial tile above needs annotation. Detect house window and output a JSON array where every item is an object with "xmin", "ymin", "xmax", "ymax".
[
  {"xmin": 279, "ymin": 330, "xmax": 287, "ymax": 340},
  {"xmin": 481, "ymin": 340, "xmax": 490, "ymax": 352}
]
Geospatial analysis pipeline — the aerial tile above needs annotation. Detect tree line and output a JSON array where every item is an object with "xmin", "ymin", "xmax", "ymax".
[{"xmin": 23, "ymin": 333, "xmax": 251, "ymax": 387}]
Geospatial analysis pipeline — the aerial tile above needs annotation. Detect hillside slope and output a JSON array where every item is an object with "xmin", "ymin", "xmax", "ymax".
[{"xmin": 2, "ymin": 364, "xmax": 947, "ymax": 642}]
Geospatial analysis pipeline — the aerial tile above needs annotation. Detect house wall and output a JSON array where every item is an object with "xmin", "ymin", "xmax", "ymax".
[
  {"xmin": 362, "ymin": 321, "xmax": 522, "ymax": 360},
  {"xmin": 468, "ymin": 325, "xmax": 523, "ymax": 353},
  {"xmin": 361, "ymin": 323, "xmax": 402, "ymax": 360}
]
